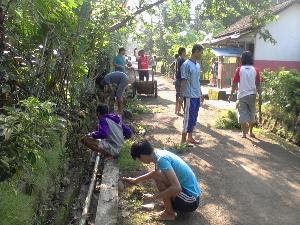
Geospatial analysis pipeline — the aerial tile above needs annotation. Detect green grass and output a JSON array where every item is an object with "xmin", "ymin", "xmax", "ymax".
[
  {"xmin": 173, "ymin": 143, "xmax": 188, "ymax": 153},
  {"xmin": 118, "ymin": 140, "xmax": 144, "ymax": 171},
  {"xmin": 214, "ymin": 110, "xmax": 240, "ymax": 129},
  {"xmin": 0, "ymin": 132, "xmax": 66, "ymax": 225},
  {"xmin": 126, "ymin": 97, "xmax": 151, "ymax": 115}
]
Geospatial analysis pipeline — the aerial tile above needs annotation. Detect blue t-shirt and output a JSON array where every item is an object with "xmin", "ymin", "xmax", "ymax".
[
  {"xmin": 181, "ymin": 59, "xmax": 201, "ymax": 98},
  {"xmin": 113, "ymin": 55, "xmax": 125, "ymax": 72},
  {"xmin": 154, "ymin": 150, "xmax": 201, "ymax": 198}
]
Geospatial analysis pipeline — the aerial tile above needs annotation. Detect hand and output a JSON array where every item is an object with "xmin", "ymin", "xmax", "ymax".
[
  {"xmin": 121, "ymin": 177, "xmax": 138, "ymax": 185},
  {"xmin": 143, "ymin": 193, "xmax": 154, "ymax": 201},
  {"xmin": 201, "ymin": 96, "xmax": 205, "ymax": 103}
]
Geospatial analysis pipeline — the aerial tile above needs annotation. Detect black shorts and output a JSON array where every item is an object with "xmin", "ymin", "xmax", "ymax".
[
  {"xmin": 139, "ymin": 71, "xmax": 149, "ymax": 81},
  {"xmin": 172, "ymin": 190, "xmax": 200, "ymax": 212}
]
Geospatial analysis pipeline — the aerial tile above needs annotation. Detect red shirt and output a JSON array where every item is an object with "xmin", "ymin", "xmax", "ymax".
[{"xmin": 138, "ymin": 55, "xmax": 149, "ymax": 70}]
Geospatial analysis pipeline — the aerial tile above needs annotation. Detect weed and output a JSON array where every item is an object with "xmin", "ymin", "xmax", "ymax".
[
  {"xmin": 118, "ymin": 140, "xmax": 144, "ymax": 171},
  {"xmin": 173, "ymin": 143, "xmax": 188, "ymax": 153},
  {"xmin": 214, "ymin": 110, "xmax": 240, "ymax": 129},
  {"xmin": 126, "ymin": 97, "xmax": 151, "ymax": 115}
]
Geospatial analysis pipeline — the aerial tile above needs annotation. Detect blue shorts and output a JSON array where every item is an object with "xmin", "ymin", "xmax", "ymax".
[{"xmin": 183, "ymin": 97, "xmax": 200, "ymax": 133}]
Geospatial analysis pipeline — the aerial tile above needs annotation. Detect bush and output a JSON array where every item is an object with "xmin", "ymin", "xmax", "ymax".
[
  {"xmin": 215, "ymin": 110, "xmax": 240, "ymax": 129},
  {"xmin": 126, "ymin": 97, "xmax": 150, "ymax": 115},
  {"xmin": 262, "ymin": 69, "xmax": 300, "ymax": 114},
  {"xmin": 0, "ymin": 132, "xmax": 65, "ymax": 225},
  {"xmin": 0, "ymin": 97, "xmax": 63, "ymax": 181},
  {"xmin": 261, "ymin": 69, "xmax": 300, "ymax": 144}
]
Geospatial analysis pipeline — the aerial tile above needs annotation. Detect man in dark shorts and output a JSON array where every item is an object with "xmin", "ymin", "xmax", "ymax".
[
  {"xmin": 97, "ymin": 71, "xmax": 129, "ymax": 115},
  {"xmin": 122, "ymin": 140, "xmax": 201, "ymax": 221},
  {"xmin": 136, "ymin": 49, "xmax": 150, "ymax": 81},
  {"xmin": 175, "ymin": 47, "xmax": 186, "ymax": 115}
]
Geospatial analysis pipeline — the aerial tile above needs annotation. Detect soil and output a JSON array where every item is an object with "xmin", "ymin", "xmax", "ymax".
[{"xmin": 124, "ymin": 75, "xmax": 300, "ymax": 225}]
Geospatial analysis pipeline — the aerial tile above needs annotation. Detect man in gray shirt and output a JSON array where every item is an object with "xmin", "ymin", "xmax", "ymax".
[
  {"xmin": 98, "ymin": 71, "xmax": 129, "ymax": 115},
  {"xmin": 180, "ymin": 44, "xmax": 204, "ymax": 145}
]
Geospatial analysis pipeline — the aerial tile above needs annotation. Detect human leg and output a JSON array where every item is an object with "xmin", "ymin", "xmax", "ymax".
[
  {"xmin": 186, "ymin": 98, "xmax": 200, "ymax": 144},
  {"xmin": 237, "ymin": 97, "xmax": 251, "ymax": 138},
  {"xmin": 152, "ymin": 171, "xmax": 176, "ymax": 221},
  {"xmin": 81, "ymin": 136, "xmax": 113, "ymax": 157},
  {"xmin": 116, "ymin": 80, "xmax": 128, "ymax": 115},
  {"xmin": 139, "ymin": 71, "xmax": 144, "ymax": 81},
  {"xmin": 248, "ymin": 94, "xmax": 257, "ymax": 137},
  {"xmin": 145, "ymin": 71, "xmax": 149, "ymax": 82}
]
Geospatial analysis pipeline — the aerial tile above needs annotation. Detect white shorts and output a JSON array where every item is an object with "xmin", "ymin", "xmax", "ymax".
[{"xmin": 97, "ymin": 139, "xmax": 120, "ymax": 156}]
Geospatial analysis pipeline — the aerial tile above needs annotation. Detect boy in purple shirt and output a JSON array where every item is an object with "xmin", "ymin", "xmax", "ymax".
[{"xmin": 81, "ymin": 105, "xmax": 132, "ymax": 157}]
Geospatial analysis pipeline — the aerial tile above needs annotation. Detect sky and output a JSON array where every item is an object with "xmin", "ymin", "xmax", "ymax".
[{"xmin": 127, "ymin": 0, "xmax": 200, "ymax": 22}]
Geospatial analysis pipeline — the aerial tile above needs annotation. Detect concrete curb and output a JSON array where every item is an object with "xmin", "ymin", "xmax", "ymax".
[{"xmin": 95, "ymin": 159, "xmax": 119, "ymax": 225}]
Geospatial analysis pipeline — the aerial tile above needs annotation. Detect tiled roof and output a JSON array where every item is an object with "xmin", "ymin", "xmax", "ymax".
[{"xmin": 215, "ymin": 0, "xmax": 298, "ymax": 38}]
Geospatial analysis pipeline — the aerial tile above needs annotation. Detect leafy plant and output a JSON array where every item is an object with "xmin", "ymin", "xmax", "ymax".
[
  {"xmin": 126, "ymin": 97, "xmax": 151, "ymax": 115},
  {"xmin": 0, "ymin": 97, "xmax": 61, "ymax": 181},
  {"xmin": 118, "ymin": 140, "xmax": 144, "ymax": 172},
  {"xmin": 215, "ymin": 110, "xmax": 240, "ymax": 129}
]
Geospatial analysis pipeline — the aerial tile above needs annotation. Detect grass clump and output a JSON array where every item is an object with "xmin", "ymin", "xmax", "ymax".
[
  {"xmin": 126, "ymin": 97, "xmax": 151, "ymax": 115},
  {"xmin": 173, "ymin": 143, "xmax": 188, "ymax": 153},
  {"xmin": 215, "ymin": 110, "xmax": 240, "ymax": 129},
  {"xmin": 118, "ymin": 140, "xmax": 144, "ymax": 171}
]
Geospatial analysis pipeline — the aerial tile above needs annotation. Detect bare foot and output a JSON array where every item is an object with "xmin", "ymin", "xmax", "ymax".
[
  {"xmin": 155, "ymin": 210, "xmax": 176, "ymax": 221},
  {"xmin": 187, "ymin": 138, "xmax": 200, "ymax": 145}
]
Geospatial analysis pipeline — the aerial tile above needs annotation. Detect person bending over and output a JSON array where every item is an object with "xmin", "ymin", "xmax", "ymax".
[
  {"xmin": 122, "ymin": 140, "xmax": 201, "ymax": 221},
  {"xmin": 98, "ymin": 71, "xmax": 129, "ymax": 115},
  {"xmin": 81, "ymin": 105, "xmax": 132, "ymax": 158}
]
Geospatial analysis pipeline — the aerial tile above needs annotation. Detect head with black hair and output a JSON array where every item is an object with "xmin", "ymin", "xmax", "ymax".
[
  {"xmin": 241, "ymin": 51, "xmax": 253, "ymax": 65},
  {"xmin": 119, "ymin": 47, "xmax": 126, "ymax": 55},
  {"xmin": 175, "ymin": 54, "xmax": 179, "ymax": 59},
  {"xmin": 131, "ymin": 139, "xmax": 154, "ymax": 164},
  {"xmin": 191, "ymin": 44, "xmax": 204, "ymax": 60},
  {"xmin": 178, "ymin": 47, "xmax": 186, "ymax": 57},
  {"xmin": 95, "ymin": 74, "xmax": 106, "ymax": 90},
  {"xmin": 96, "ymin": 105, "xmax": 109, "ymax": 119}
]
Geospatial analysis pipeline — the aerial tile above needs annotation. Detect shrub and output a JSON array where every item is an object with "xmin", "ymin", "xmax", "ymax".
[
  {"xmin": 118, "ymin": 140, "xmax": 143, "ymax": 171},
  {"xmin": 126, "ymin": 97, "xmax": 150, "ymax": 115},
  {"xmin": 0, "ymin": 97, "xmax": 62, "ymax": 181},
  {"xmin": 261, "ymin": 69, "xmax": 300, "ymax": 114},
  {"xmin": 215, "ymin": 110, "xmax": 240, "ymax": 129}
]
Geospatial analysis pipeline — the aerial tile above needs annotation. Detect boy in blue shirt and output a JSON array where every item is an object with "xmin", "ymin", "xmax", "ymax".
[
  {"xmin": 122, "ymin": 140, "xmax": 201, "ymax": 221},
  {"xmin": 113, "ymin": 47, "xmax": 126, "ymax": 72}
]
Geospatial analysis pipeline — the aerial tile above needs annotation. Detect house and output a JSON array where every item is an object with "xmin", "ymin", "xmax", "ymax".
[{"xmin": 204, "ymin": 0, "xmax": 300, "ymax": 72}]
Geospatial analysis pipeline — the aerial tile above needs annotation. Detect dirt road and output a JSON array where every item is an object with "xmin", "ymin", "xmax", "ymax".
[{"xmin": 137, "ymin": 75, "xmax": 300, "ymax": 225}]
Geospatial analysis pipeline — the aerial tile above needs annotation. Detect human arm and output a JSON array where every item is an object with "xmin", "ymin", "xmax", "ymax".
[
  {"xmin": 179, "ymin": 62, "xmax": 188, "ymax": 99},
  {"xmin": 229, "ymin": 67, "xmax": 240, "ymax": 102},
  {"xmin": 89, "ymin": 119, "xmax": 109, "ymax": 139},
  {"xmin": 121, "ymin": 171, "xmax": 156, "ymax": 184},
  {"xmin": 122, "ymin": 123, "xmax": 133, "ymax": 139}
]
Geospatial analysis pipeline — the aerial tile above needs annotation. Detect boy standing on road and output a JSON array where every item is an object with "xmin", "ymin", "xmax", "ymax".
[
  {"xmin": 122, "ymin": 140, "xmax": 201, "ymax": 221},
  {"xmin": 229, "ymin": 51, "xmax": 261, "ymax": 138},
  {"xmin": 82, "ymin": 105, "xmax": 132, "ymax": 158},
  {"xmin": 175, "ymin": 47, "xmax": 186, "ymax": 115},
  {"xmin": 180, "ymin": 44, "xmax": 204, "ymax": 145},
  {"xmin": 113, "ymin": 47, "xmax": 126, "ymax": 72},
  {"xmin": 136, "ymin": 50, "xmax": 150, "ymax": 81}
]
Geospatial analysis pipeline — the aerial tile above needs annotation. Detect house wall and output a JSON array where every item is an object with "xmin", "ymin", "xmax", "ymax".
[{"xmin": 254, "ymin": 3, "xmax": 300, "ymax": 71}]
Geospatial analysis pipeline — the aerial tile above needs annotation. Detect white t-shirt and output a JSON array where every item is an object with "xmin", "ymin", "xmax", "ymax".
[{"xmin": 233, "ymin": 65, "xmax": 261, "ymax": 99}]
